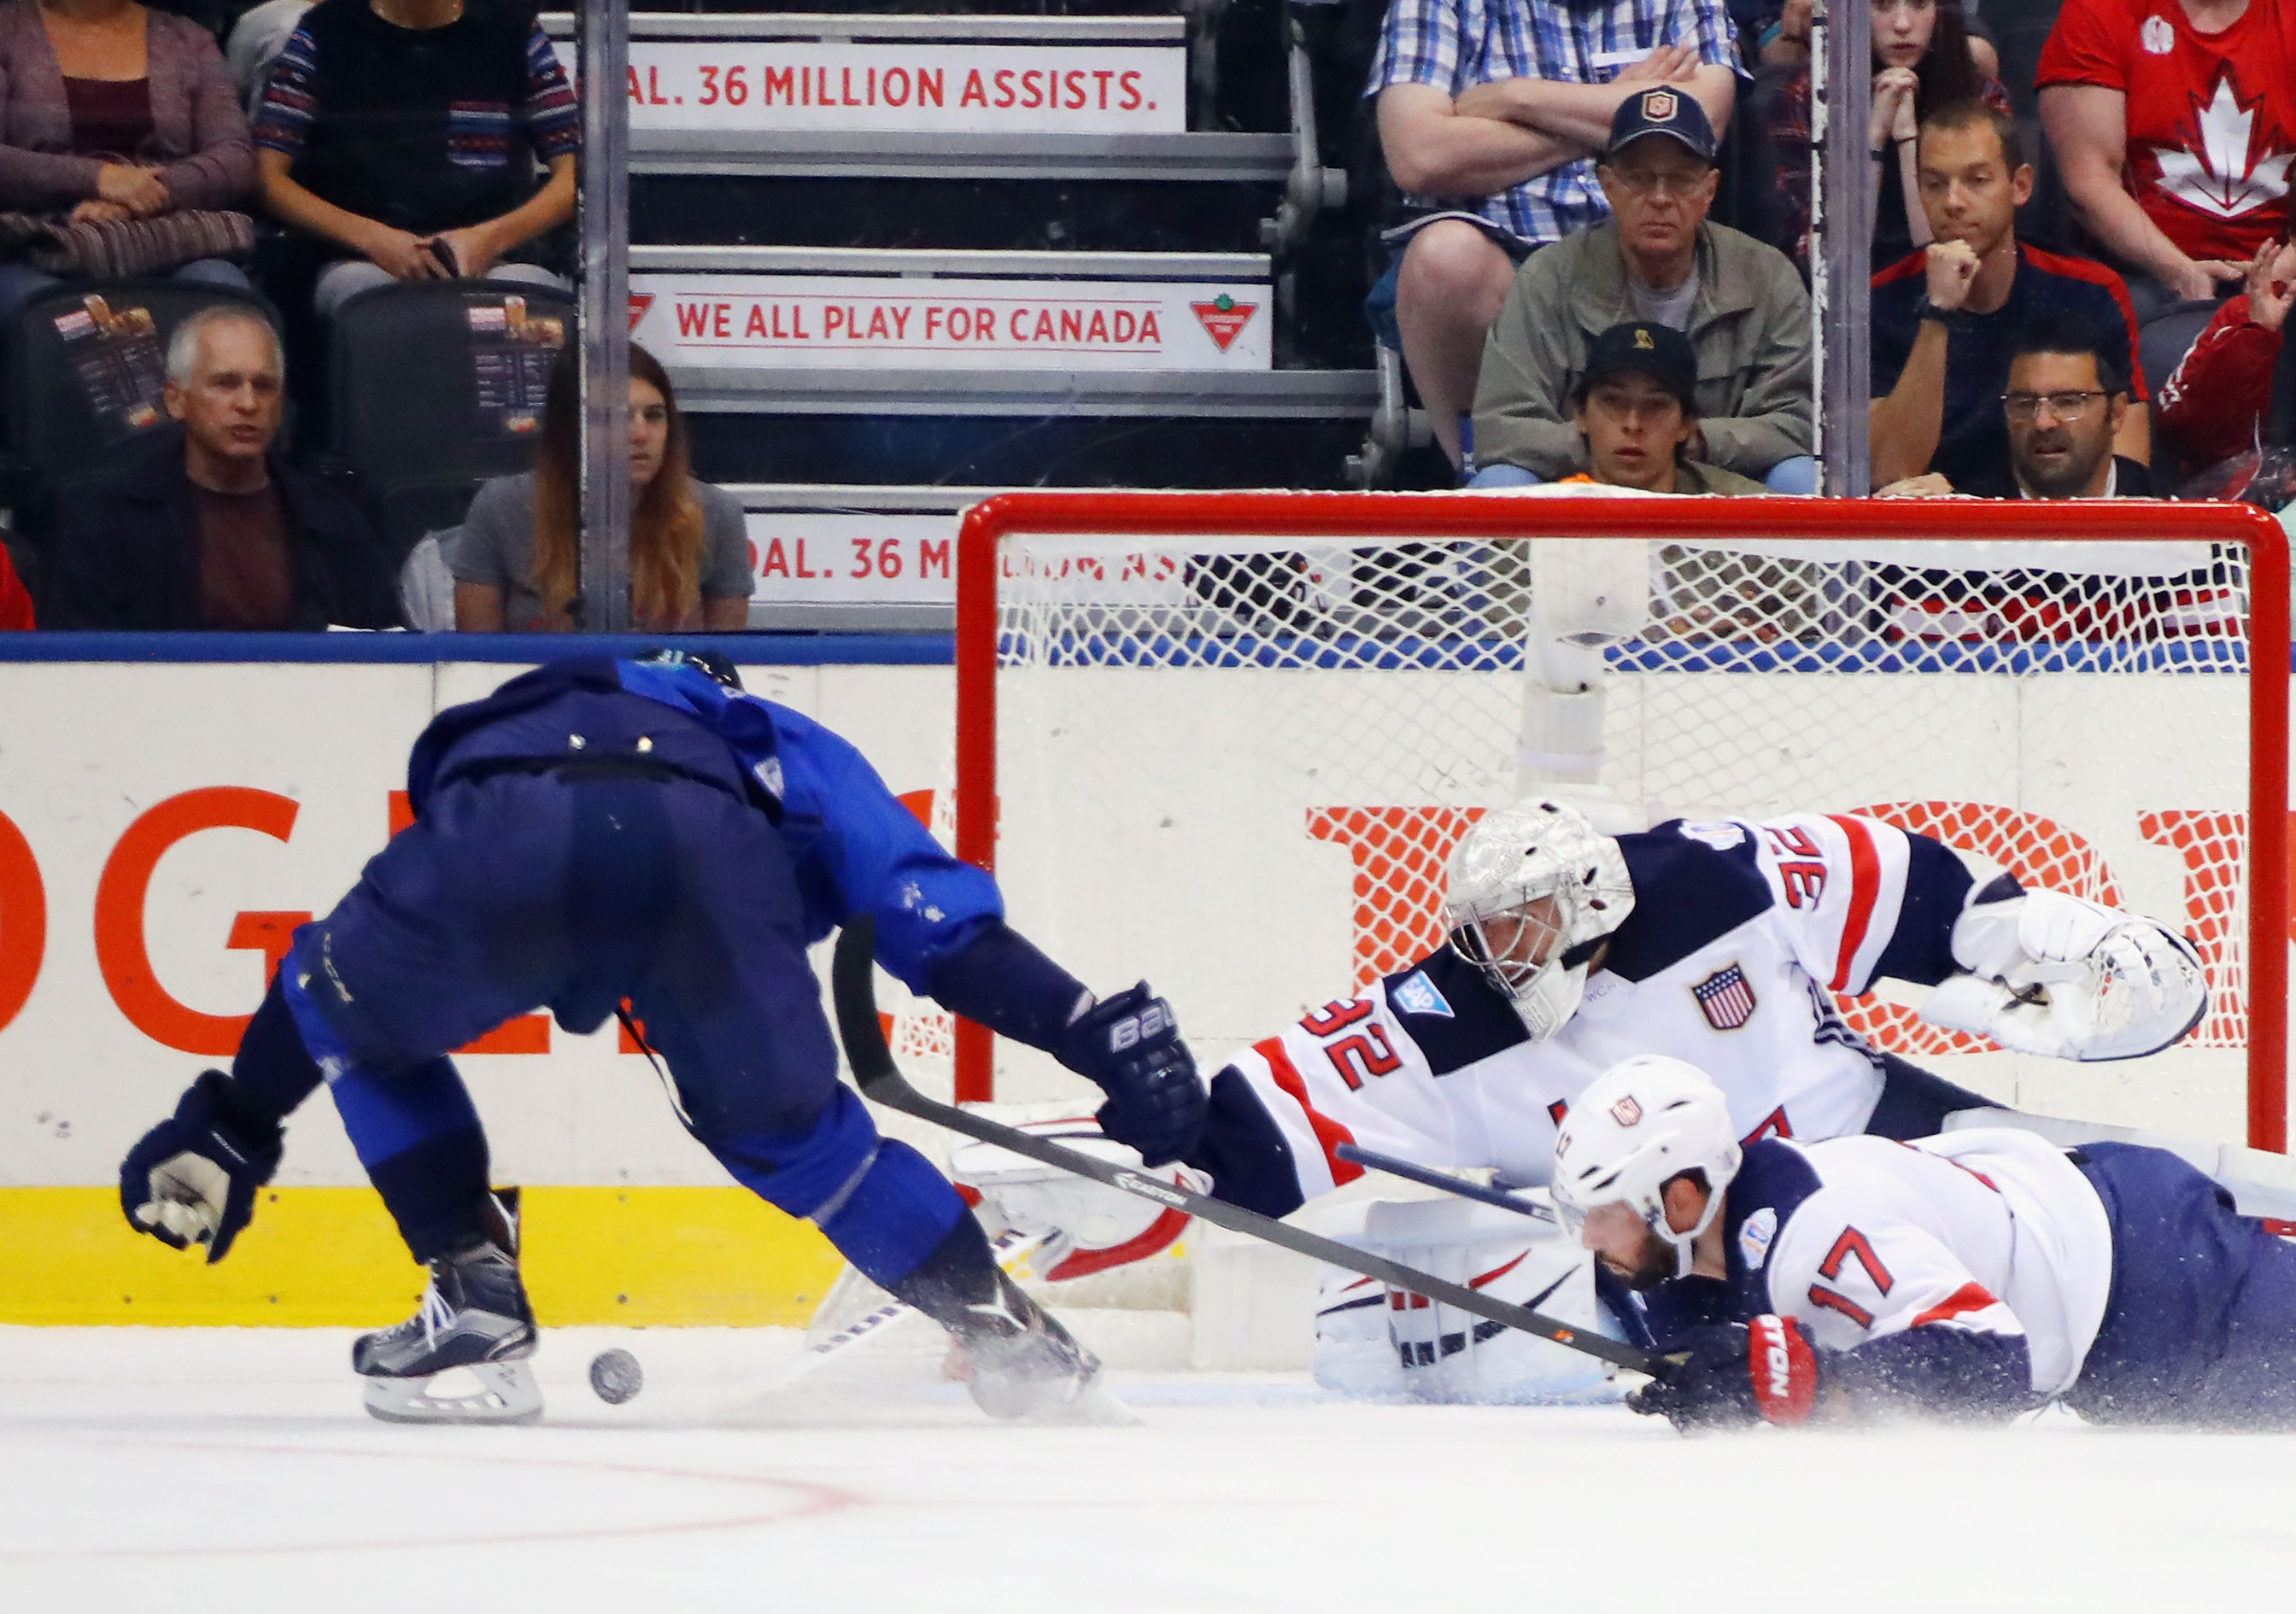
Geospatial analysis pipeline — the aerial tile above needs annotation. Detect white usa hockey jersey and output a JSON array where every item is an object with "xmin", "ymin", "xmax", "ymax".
[
  {"xmin": 1195, "ymin": 814, "xmax": 1985, "ymax": 1217},
  {"xmin": 1655, "ymin": 1129, "xmax": 2114, "ymax": 1406}
]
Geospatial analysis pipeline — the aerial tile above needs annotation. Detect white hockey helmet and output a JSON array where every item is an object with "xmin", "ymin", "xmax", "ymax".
[
  {"xmin": 1444, "ymin": 798, "xmax": 1636, "ymax": 1040},
  {"xmin": 1549, "ymin": 1056, "xmax": 1742, "ymax": 1280}
]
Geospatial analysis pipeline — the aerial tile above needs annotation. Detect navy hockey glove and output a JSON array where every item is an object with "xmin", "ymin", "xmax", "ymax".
[
  {"xmin": 1630, "ymin": 1316, "xmax": 1822, "ymax": 1431},
  {"xmin": 1057, "ymin": 983, "xmax": 1206, "ymax": 1167},
  {"xmin": 119, "ymin": 1071, "xmax": 283, "ymax": 1264}
]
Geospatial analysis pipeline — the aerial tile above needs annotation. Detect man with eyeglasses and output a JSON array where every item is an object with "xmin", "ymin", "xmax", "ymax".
[
  {"xmin": 1970, "ymin": 313, "xmax": 2156, "ymax": 498},
  {"xmin": 1879, "ymin": 312, "xmax": 2158, "ymax": 498},
  {"xmin": 1368, "ymin": 0, "xmax": 1742, "ymax": 475},
  {"xmin": 1472, "ymin": 90, "xmax": 1813, "ymax": 492},
  {"xmin": 1870, "ymin": 101, "xmax": 2150, "ymax": 491}
]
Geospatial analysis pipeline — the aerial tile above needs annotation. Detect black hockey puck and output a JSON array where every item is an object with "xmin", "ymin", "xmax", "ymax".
[{"xmin": 589, "ymin": 1348, "xmax": 644, "ymax": 1405}]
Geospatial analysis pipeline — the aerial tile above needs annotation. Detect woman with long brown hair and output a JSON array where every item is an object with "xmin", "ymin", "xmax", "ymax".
[
  {"xmin": 1765, "ymin": 0, "xmax": 2012, "ymax": 273},
  {"xmin": 450, "ymin": 342, "xmax": 751, "ymax": 631}
]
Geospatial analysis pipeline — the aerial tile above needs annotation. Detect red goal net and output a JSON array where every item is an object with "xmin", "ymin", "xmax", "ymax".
[{"xmin": 943, "ymin": 492, "xmax": 2289, "ymax": 1151}]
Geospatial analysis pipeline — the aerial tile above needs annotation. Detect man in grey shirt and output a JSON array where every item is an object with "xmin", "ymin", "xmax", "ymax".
[{"xmin": 1470, "ymin": 91, "xmax": 1813, "ymax": 491}]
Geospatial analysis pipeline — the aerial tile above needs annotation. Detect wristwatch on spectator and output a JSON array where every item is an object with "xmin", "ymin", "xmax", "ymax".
[{"xmin": 1912, "ymin": 295, "xmax": 1969, "ymax": 327}]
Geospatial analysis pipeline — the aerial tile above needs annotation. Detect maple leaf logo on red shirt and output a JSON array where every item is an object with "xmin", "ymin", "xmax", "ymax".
[{"xmin": 2157, "ymin": 75, "xmax": 2296, "ymax": 220}]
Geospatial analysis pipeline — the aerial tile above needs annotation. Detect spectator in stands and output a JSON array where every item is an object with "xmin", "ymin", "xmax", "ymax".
[
  {"xmin": 42, "ymin": 305, "xmax": 398, "ymax": 629},
  {"xmin": 1883, "ymin": 312, "xmax": 2158, "ymax": 494},
  {"xmin": 2039, "ymin": 0, "xmax": 2296, "ymax": 309},
  {"xmin": 0, "ymin": 0, "xmax": 255, "ymax": 323},
  {"xmin": 0, "ymin": 535, "xmax": 32, "ymax": 627},
  {"xmin": 1870, "ymin": 100, "xmax": 2150, "ymax": 488},
  {"xmin": 1472, "ymin": 91, "xmax": 1813, "ymax": 490},
  {"xmin": 252, "ymin": 0, "xmax": 578, "ymax": 319},
  {"xmin": 1367, "ymin": 0, "xmax": 1742, "ymax": 472},
  {"xmin": 1545, "ymin": 319, "xmax": 1770, "ymax": 493},
  {"xmin": 1754, "ymin": 0, "xmax": 2000, "ymax": 74},
  {"xmin": 2155, "ymin": 229, "xmax": 2295, "ymax": 472},
  {"xmin": 1766, "ymin": 0, "xmax": 2012, "ymax": 272},
  {"xmin": 449, "ymin": 342, "xmax": 752, "ymax": 634}
]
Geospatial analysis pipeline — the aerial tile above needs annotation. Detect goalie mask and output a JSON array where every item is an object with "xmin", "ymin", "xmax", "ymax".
[
  {"xmin": 1444, "ymin": 799, "xmax": 1635, "ymax": 1040},
  {"xmin": 1549, "ymin": 1056, "xmax": 1742, "ymax": 1282}
]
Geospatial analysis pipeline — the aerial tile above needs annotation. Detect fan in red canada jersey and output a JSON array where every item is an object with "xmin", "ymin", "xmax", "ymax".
[{"xmin": 955, "ymin": 797, "xmax": 2211, "ymax": 1397}]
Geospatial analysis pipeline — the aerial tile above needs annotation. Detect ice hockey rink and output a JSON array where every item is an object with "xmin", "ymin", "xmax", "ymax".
[{"xmin": 6, "ymin": 1324, "xmax": 2293, "ymax": 1612}]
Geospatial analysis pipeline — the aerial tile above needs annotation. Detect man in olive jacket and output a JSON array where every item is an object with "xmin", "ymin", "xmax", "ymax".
[{"xmin": 1471, "ymin": 90, "xmax": 1813, "ymax": 490}]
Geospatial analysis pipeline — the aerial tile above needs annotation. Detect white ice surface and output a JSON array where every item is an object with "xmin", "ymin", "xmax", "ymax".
[{"xmin": 5, "ymin": 1325, "xmax": 2295, "ymax": 1612}]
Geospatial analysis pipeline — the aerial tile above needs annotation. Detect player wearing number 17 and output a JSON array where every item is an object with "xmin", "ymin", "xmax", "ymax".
[
  {"xmin": 114, "ymin": 651, "xmax": 1203, "ymax": 1424},
  {"xmin": 1559, "ymin": 1056, "xmax": 2296, "ymax": 1428}
]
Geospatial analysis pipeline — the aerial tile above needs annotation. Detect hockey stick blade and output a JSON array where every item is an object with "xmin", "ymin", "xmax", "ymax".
[
  {"xmin": 832, "ymin": 921, "xmax": 1658, "ymax": 1376},
  {"xmin": 1332, "ymin": 1142, "xmax": 1559, "ymax": 1225}
]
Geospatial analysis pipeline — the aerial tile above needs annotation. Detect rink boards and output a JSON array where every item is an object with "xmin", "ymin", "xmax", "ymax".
[{"xmin": 0, "ymin": 656, "xmax": 2281, "ymax": 1324}]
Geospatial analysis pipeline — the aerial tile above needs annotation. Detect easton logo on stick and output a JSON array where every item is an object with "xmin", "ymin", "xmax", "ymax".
[
  {"xmin": 1692, "ymin": 962, "xmax": 1758, "ymax": 1030},
  {"xmin": 1190, "ymin": 294, "xmax": 1258, "ymax": 353}
]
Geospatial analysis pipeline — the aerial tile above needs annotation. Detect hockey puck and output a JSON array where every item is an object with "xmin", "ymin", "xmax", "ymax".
[{"xmin": 589, "ymin": 1348, "xmax": 644, "ymax": 1405}]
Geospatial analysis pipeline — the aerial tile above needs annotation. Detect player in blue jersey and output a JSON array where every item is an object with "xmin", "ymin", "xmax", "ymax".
[
  {"xmin": 116, "ymin": 650, "xmax": 1203, "ymax": 1424},
  {"xmin": 1554, "ymin": 1056, "xmax": 2296, "ymax": 1429}
]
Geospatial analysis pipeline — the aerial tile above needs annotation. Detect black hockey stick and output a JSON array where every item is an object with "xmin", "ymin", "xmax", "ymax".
[
  {"xmin": 1332, "ymin": 1142, "xmax": 1559, "ymax": 1225},
  {"xmin": 832, "ymin": 920, "xmax": 1659, "ymax": 1376}
]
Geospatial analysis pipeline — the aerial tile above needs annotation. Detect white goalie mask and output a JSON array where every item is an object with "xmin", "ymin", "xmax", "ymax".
[
  {"xmin": 1444, "ymin": 799, "xmax": 1636, "ymax": 1040},
  {"xmin": 1549, "ymin": 1056, "xmax": 1742, "ymax": 1281}
]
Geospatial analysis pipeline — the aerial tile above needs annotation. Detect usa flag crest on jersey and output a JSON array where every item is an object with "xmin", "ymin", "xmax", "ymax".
[{"xmin": 1692, "ymin": 963, "xmax": 1757, "ymax": 1031}]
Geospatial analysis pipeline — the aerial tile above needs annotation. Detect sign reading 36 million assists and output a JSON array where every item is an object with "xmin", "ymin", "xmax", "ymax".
[{"xmin": 624, "ymin": 43, "xmax": 1186, "ymax": 134}]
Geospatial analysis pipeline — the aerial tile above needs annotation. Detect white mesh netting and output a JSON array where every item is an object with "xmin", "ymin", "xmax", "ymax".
[{"xmin": 975, "ymin": 509, "xmax": 2264, "ymax": 1127}]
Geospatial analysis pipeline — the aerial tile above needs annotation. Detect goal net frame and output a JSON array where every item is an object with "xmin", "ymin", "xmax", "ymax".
[{"xmin": 949, "ymin": 491, "xmax": 2291, "ymax": 1151}]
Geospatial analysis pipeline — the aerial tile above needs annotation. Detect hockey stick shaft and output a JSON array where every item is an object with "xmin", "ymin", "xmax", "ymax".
[
  {"xmin": 831, "ymin": 921, "xmax": 1658, "ymax": 1376},
  {"xmin": 1332, "ymin": 1143, "xmax": 1558, "ymax": 1225}
]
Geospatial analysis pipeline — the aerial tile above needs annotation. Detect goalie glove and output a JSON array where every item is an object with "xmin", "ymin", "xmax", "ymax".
[
  {"xmin": 1918, "ymin": 889, "xmax": 2208, "ymax": 1062},
  {"xmin": 1628, "ymin": 1316, "xmax": 1823, "ymax": 1432},
  {"xmin": 118, "ymin": 1070, "xmax": 284, "ymax": 1263}
]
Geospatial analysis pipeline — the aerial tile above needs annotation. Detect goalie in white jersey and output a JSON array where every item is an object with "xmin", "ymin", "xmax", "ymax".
[
  {"xmin": 1171, "ymin": 799, "xmax": 2205, "ymax": 1218},
  {"xmin": 1557, "ymin": 1056, "xmax": 2296, "ymax": 1428}
]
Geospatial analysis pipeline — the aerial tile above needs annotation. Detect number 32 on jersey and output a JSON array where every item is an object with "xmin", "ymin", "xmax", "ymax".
[{"xmin": 1299, "ymin": 999, "xmax": 1403, "ymax": 1091}]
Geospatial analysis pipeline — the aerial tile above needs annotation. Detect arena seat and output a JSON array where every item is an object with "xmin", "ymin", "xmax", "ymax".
[
  {"xmin": 0, "ymin": 278, "xmax": 283, "ymax": 550},
  {"xmin": 325, "ymin": 279, "xmax": 576, "ymax": 557},
  {"xmin": 2139, "ymin": 299, "xmax": 2220, "ymax": 406}
]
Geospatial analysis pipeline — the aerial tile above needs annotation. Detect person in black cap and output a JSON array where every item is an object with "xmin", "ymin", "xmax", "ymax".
[
  {"xmin": 1472, "ymin": 89, "xmax": 1814, "ymax": 493},
  {"xmin": 1556, "ymin": 321, "xmax": 1769, "ymax": 494}
]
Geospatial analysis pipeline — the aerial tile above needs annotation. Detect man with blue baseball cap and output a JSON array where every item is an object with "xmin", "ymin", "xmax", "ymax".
[{"xmin": 1472, "ymin": 90, "xmax": 1815, "ymax": 493}]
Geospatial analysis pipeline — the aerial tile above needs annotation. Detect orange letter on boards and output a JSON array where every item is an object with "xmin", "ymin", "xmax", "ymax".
[
  {"xmin": 0, "ymin": 809, "xmax": 45, "ymax": 1033},
  {"xmin": 96, "ymin": 787, "xmax": 299, "ymax": 1056}
]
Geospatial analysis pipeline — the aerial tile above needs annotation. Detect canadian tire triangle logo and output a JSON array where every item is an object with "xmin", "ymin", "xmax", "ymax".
[
  {"xmin": 628, "ymin": 294, "xmax": 654, "ymax": 332},
  {"xmin": 1191, "ymin": 294, "xmax": 1257, "ymax": 354}
]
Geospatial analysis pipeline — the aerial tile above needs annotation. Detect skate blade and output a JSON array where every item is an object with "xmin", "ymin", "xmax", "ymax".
[
  {"xmin": 362, "ymin": 1360, "xmax": 543, "ymax": 1425},
  {"xmin": 1011, "ymin": 1372, "xmax": 1144, "ymax": 1429}
]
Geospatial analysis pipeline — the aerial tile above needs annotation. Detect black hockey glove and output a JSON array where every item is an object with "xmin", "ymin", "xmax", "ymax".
[
  {"xmin": 1057, "ymin": 983, "xmax": 1206, "ymax": 1167},
  {"xmin": 1629, "ymin": 1316, "xmax": 1824, "ymax": 1432},
  {"xmin": 119, "ymin": 1070, "xmax": 284, "ymax": 1264}
]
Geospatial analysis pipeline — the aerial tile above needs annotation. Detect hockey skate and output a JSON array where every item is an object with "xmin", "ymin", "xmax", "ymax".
[
  {"xmin": 948, "ymin": 1268, "xmax": 1136, "ymax": 1426},
  {"xmin": 354, "ymin": 1213, "xmax": 541, "ymax": 1425}
]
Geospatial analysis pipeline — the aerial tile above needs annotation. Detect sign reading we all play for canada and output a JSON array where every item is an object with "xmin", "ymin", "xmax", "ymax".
[
  {"xmin": 630, "ymin": 276, "xmax": 1271, "ymax": 371},
  {"xmin": 623, "ymin": 42, "xmax": 1186, "ymax": 135}
]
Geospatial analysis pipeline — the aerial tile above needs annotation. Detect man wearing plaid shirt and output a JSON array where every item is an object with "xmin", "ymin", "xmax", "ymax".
[{"xmin": 1370, "ymin": 0, "xmax": 1742, "ymax": 471}]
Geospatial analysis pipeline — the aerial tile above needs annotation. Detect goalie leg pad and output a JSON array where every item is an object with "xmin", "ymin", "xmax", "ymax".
[
  {"xmin": 952, "ymin": 1114, "xmax": 1204, "ymax": 1283},
  {"xmin": 1314, "ymin": 1196, "xmax": 1618, "ymax": 1406}
]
